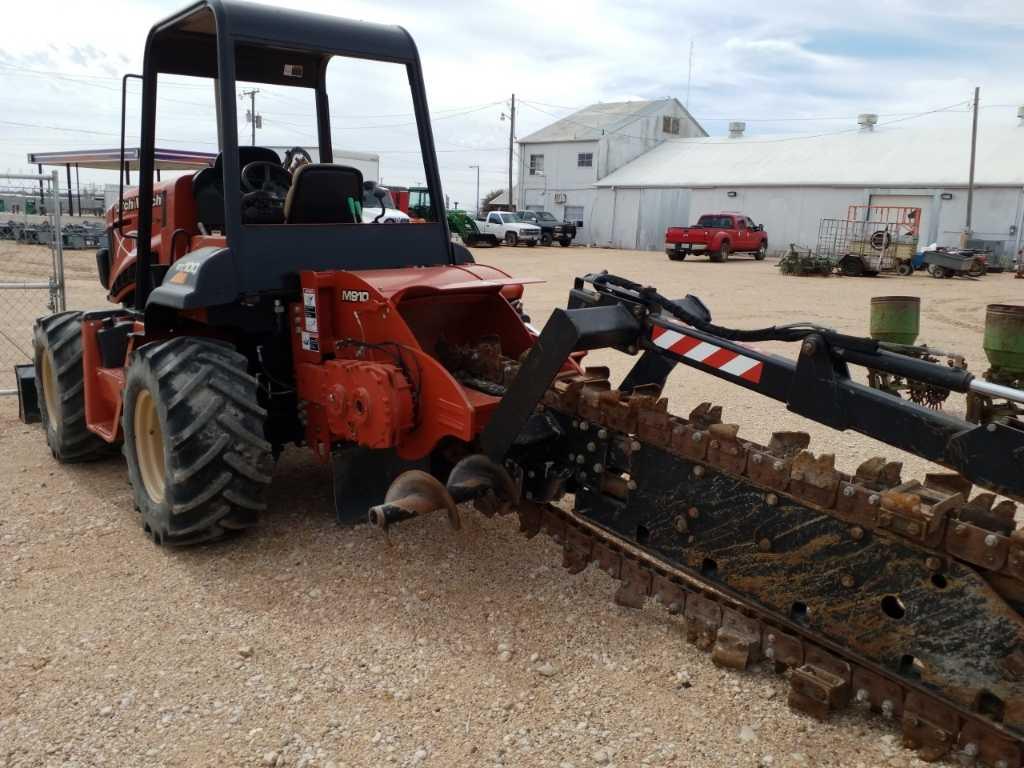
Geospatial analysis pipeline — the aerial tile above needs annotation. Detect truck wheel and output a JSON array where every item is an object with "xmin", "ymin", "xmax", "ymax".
[
  {"xmin": 558, "ymin": 238, "xmax": 571, "ymax": 247},
  {"xmin": 122, "ymin": 337, "xmax": 273, "ymax": 546},
  {"xmin": 754, "ymin": 242, "xmax": 767, "ymax": 261},
  {"xmin": 526, "ymin": 240, "xmax": 537, "ymax": 247},
  {"xmin": 967, "ymin": 259, "xmax": 986, "ymax": 277},
  {"xmin": 541, "ymin": 233, "xmax": 553, "ymax": 246},
  {"xmin": 505, "ymin": 232, "xmax": 518, "ymax": 247},
  {"xmin": 667, "ymin": 251, "xmax": 686, "ymax": 262},
  {"xmin": 840, "ymin": 257, "xmax": 864, "ymax": 277},
  {"xmin": 928, "ymin": 265, "xmax": 947, "ymax": 279},
  {"xmin": 710, "ymin": 242, "xmax": 730, "ymax": 263},
  {"xmin": 32, "ymin": 311, "xmax": 113, "ymax": 462},
  {"xmin": 896, "ymin": 262, "xmax": 913, "ymax": 277}
]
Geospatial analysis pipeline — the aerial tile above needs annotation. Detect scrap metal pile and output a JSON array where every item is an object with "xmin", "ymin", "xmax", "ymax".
[
  {"xmin": 374, "ymin": 273, "xmax": 1024, "ymax": 767},
  {"xmin": 0, "ymin": 219, "xmax": 105, "ymax": 249}
]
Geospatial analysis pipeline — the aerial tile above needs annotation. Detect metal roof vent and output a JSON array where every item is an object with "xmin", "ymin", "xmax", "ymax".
[
  {"xmin": 1018, "ymin": 105, "xmax": 1024, "ymax": 126},
  {"xmin": 858, "ymin": 113, "xmax": 879, "ymax": 132},
  {"xmin": 728, "ymin": 121, "xmax": 746, "ymax": 138}
]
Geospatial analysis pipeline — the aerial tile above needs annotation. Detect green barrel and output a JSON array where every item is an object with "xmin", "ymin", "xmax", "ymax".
[
  {"xmin": 869, "ymin": 296, "xmax": 920, "ymax": 345},
  {"xmin": 983, "ymin": 304, "xmax": 1024, "ymax": 376}
]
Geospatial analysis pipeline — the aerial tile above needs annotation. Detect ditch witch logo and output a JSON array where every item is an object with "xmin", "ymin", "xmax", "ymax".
[
  {"xmin": 120, "ymin": 192, "xmax": 166, "ymax": 212},
  {"xmin": 340, "ymin": 289, "xmax": 370, "ymax": 303}
]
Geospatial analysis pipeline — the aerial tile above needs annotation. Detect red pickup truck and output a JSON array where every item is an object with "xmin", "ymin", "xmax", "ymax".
[{"xmin": 665, "ymin": 213, "xmax": 768, "ymax": 262}]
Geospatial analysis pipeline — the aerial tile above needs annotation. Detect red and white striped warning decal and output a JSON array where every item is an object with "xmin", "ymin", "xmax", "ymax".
[{"xmin": 651, "ymin": 326, "xmax": 764, "ymax": 384}]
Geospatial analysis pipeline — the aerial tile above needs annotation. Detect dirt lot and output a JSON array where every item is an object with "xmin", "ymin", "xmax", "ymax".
[{"xmin": 2, "ymin": 242, "xmax": 1021, "ymax": 768}]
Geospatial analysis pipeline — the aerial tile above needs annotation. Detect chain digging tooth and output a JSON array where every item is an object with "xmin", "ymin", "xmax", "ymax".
[
  {"xmin": 562, "ymin": 526, "xmax": 593, "ymax": 575},
  {"xmin": 651, "ymin": 573, "xmax": 688, "ymax": 615},
  {"xmin": 688, "ymin": 402, "xmax": 723, "ymax": 429},
  {"xmin": 787, "ymin": 649, "xmax": 852, "ymax": 721},
  {"xmin": 517, "ymin": 502, "xmax": 542, "ymax": 538},
  {"xmin": 788, "ymin": 451, "xmax": 841, "ymax": 508},
  {"xmin": 684, "ymin": 593, "xmax": 721, "ymax": 651},
  {"xmin": 711, "ymin": 608, "xmax": 762, "ymax": 671},
  {"xmin": 613, "ymin": 557, "xmax": 652, "ymax": 609},
  {"xmin": 855, "ymin": 456, "xmax": 904, "ymax": 489},
  {"xmin": 902, "ymin": 692, "xmax": 958, "ymax": 764},
  {"xmin": 767, "ymin": 431, "xmax": 811, "ymax": 459}
]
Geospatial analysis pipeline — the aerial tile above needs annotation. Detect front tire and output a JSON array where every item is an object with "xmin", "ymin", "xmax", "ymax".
[
  {"xmin": 540, "ymin": 233, "xmax": 553, "ymax": 246},
  {"xmin": 33, "ymin": 311, "xmax": 112, "ymax": 462},
  {"xmin": 504, "ymin": 231, "xmax": 518, "ymax": 247},
  {"xmin": 558, "ymin": 238, "xmax": 572, "ymax": 247},
  {"xmin": 123, "ymin": 337, "xmax": 273, "ymax": 546},
  {"xmin": 754, "ymin": 242, "xmax": 767, "ymax": 261},
  {"xmin": 896, "ymin": 262, "xmax": 914, "ymax": 277}
]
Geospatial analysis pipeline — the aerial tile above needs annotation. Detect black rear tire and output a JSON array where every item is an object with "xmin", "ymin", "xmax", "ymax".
[
  {"xmin": 667, "ymin": 251, "xmax": 686, "ymax": 261},
  {"xmin": 33, "ymin": 311, "xmax": 113, "ymax": 462},
  {"xmin": 122, "ymin": 337, "xmax": 273, "ymax": 546},
  {"xmin": 840, "ymin": 257, "xmax": 865, "ymax": 277},
  {"xmin": 896, "ymin": 262, "xmax": 913, "ymax": 277},
  {"xmin": 558, "ymin": 238, "xmax": 571, "ymax": 247}
]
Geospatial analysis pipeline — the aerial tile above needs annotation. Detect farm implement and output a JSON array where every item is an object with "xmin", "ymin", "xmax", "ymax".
[{"xmin": 16, "ymin": 1, "xmax": 1024, "ymax": 765}]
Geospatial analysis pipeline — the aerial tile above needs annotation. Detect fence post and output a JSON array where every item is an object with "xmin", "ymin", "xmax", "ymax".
[{"xmin": 50, "ymin": 170, "xmax": 66, "ymax": 312}]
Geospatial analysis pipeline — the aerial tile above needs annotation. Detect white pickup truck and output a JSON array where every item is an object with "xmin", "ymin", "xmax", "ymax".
[{"xmin": 476, "ymin": 211, "xmax": 541, "ymax": 247}]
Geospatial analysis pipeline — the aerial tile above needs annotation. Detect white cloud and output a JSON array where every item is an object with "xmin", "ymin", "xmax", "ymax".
[{"xmin": 0, "ymin": 0, "xmax": 1020, "ymax": 209}]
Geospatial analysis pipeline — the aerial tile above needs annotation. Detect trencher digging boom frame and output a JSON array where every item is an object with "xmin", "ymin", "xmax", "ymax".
[{"xmin": 18, "ymin": 1, "xmax": 1024, "ymax": 764}]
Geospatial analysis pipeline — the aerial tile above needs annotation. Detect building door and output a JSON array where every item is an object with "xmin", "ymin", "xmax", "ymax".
[{"xmin": 868, "ymin": 194, "xmax": 934, "ymax": 247}]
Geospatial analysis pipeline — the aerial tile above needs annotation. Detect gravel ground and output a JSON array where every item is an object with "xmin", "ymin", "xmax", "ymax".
[{"xmin": 2, "ymin": 241, "xmax": 1022, "ymax": 768}]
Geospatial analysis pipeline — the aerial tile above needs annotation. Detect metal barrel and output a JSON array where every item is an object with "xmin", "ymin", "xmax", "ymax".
[
  {"xmin": 869, "ymin": 296, "xmax": 920, "ymax": 345},
  {"xmin": 983, "ymin": 304, "xmax": 1024, "ymax": 376}
]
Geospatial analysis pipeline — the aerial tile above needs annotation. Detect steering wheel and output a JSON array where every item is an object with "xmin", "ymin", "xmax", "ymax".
[
  {"xmin": 240, "ymin": 161, "xmax": 292, "ymax": 225},
  {"xmin": 241, "ymin": 161, "xmax": 292, "ymax": 198}
]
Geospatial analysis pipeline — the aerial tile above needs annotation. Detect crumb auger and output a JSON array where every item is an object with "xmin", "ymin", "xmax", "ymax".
[{"xmin": 378, "ymin": 273, "xmax": 1024, "ymax": 766}]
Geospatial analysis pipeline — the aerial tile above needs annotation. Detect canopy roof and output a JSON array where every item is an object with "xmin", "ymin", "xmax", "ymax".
[{"xmin": 27, "ymin": 148, "xmax": 215, "ymax": 171}]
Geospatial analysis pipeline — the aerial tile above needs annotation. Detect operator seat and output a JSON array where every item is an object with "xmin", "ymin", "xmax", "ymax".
[{"xmin": 284, "ymin": 164, "xmax": 364, "ymax": 225}]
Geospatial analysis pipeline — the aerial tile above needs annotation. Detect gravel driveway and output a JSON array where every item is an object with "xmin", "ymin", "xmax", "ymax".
[{"xmin": 4, "ymin": 242, "xmax": 1019, "ymax": 767}]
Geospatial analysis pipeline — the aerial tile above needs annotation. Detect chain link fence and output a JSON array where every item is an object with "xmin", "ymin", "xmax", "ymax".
[{"xmin": 0, "ymin": 171, "xmax": 65, "ymax": 394}]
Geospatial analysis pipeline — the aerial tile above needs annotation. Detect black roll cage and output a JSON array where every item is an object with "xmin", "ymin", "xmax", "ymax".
[{"xmin": 131, "ymin": 0, "xmax": 453, "ymax": 310}]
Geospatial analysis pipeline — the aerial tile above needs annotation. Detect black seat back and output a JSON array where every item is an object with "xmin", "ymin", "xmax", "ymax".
[
  {"xmin": 192, "ymin": 166, "xmax": 224, "ymax": 232},
  {"xmin": 285, "ymin": 164, "xmax": 364, "ymax": 225}
]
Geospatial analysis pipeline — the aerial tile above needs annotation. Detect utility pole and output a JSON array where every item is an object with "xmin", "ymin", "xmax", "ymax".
[
  {"xmin": 469, "ymin": 164, "xmax": 480, "ymax": 216},
  {"xmin": 241, "ymin": 88, "xmax": 260, "ymax": 146},
  {"xmin": 963, "ymin": 86, "xmax": 980, "ymax": 247},
  {"xmin": 501, "ymin": 94, "xmax": 516, "ymax": 210}
]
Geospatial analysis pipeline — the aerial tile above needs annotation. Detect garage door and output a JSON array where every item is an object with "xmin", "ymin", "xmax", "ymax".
[{"xmin": 868, "ymin": 194, "xmax": 934, "ymax": 247}]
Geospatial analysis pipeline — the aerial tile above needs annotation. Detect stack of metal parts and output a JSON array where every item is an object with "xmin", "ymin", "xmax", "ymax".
[
  {"xmin": 779, "ymin": 243, "xmax": 832, "ymax": 276},
  {"xmin": 0, "ymin": 219, "xmax": 105, "ymax": 249}
]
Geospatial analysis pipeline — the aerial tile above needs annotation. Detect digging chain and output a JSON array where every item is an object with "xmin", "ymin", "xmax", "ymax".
[{"xmin": 505, "ymin": 368, "xmax": 1024, "ymax": 767}]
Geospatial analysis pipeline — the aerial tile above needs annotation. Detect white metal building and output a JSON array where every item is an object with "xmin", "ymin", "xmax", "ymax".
[
  {"xmin": 589, "ymin": 115, "xmax": 1024, "ymax": 263},
  {"xmin": 516, "ymin": 99, "xmax": 705, "ymax": 241}
]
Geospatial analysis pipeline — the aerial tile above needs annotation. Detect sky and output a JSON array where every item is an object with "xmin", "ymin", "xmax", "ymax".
[{"xmin": 0, "ymin": 0, "xmax": 1022, "ymax": 211}]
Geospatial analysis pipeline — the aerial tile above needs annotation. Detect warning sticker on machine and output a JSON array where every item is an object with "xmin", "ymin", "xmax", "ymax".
[
  {"xmin": 303, "ymin": 289, "xmax": 318, "ymax": 332},
  {"xmin": 301, "ymin": 332, "xmax": 319, "ymax": 352}
]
